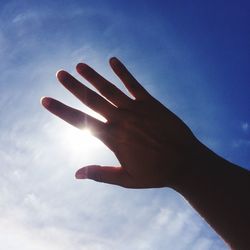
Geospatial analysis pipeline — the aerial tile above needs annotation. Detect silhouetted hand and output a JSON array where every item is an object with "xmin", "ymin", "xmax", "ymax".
[
  {"xmin": 41, "ymin": 57, "xmax": 250, "ymax": 249},
  {"xmin": 41, "ymin": 57, "xmax": 200, "ymax": 188}
]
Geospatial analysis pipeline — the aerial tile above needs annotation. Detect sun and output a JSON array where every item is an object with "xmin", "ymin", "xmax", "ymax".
[
  {"xmin": 60, "ymin": 124, "xmax": 104, "ymax": 157},
  {"xmin": 53, "ymin": 107, "xmax": 106, "ymax": 159}
]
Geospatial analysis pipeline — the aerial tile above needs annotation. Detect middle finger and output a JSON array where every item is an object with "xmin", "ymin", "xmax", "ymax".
[{"xmin": 57, "ymin": 70, "xmax": 117, "ymax": 120}]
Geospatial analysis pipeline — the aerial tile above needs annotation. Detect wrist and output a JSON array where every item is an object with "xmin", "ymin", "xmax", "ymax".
[{"xmin": 170, "ymin": 139, "xmax": 221, "ymax": 193}]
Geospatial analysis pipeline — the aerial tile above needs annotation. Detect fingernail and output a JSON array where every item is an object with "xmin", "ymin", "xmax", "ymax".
[
  {"xmin": 56, "ymin": 70, "xmax": 70, "ymax": 84},
  {"xmin": 76, "ymin": 63, "xmax": 87, "ymax": 72},
  {"xmin": 41, "ymin": 97, "xmax": 51, "ymax": 108},
  {"xmin": 110, "ymin": 57, "xmax": 118, "ymax": 65},
  {"xmin": 56, "ymin": 70, "xmax": 65, "ymax": 79},
  {"xmin": 75, "ymin": 168, "xmax": 88, "ymax": 179}
]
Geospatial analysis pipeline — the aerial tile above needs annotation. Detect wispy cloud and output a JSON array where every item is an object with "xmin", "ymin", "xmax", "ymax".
[{"xmin": 241, "ymin": 122, "xmax": 249, "ymax": 132}]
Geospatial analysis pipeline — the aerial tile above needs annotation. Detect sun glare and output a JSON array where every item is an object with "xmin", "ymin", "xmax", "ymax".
[
  {"xmin": 61, "ymin": 125, "xmax": 103, "ymax": 157},
  {"xmin": 53, "ymin": 107, "xmax": 106, "ymax": 160},
  {"xmin": 82, "ymin": 128, "xmax": 92, "ymax": 137}
]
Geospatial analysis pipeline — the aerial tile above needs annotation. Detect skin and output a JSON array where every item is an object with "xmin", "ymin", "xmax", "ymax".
[{"xmin": 41, "ymin": 57, "xmax": 250, "ymax": 250}]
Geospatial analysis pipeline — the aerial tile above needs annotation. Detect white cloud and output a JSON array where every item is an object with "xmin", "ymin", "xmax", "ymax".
[
  {"xmin": 12, "ymin": 11, "xmax": 38, "ymax": 24},
  {"xmin": 232, "ymin": 139, "xmax": 250, "ymax": 148},
  {"xmin": 241, "ymin": 122, "xmax": 249, "ymax": 132}
]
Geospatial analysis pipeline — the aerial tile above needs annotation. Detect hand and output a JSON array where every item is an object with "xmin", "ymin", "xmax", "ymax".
[
  {"xmin": 41, "ymin": 57, "xmax": 200, "ymax": 188},
  {"xmin": 41, "ymin": 57, "xmax": 250, "ymax": 249}
]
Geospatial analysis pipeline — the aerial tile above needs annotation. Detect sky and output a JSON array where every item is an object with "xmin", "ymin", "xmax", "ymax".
[{"xmin": 0, "ymin": 0, "xmax": 249, "ymax": 249}]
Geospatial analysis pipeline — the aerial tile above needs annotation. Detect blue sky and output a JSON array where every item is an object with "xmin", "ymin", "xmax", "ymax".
[{"xmin": 0, "ymin": 0, "xmax": 249, "ymax": 249}]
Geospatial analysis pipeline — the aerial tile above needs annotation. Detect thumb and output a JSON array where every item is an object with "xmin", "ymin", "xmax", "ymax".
[{"xmin": 75, "ymin": 165, "xmax": 130, "ymax": 187}]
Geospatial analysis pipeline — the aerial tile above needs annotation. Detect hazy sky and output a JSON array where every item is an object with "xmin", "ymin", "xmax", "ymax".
[{"xmin": 0, "ymin": 0, "xmax": 249, "ymax": 249}]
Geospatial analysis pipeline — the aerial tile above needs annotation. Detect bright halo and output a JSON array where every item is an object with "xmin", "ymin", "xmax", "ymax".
[
  {"xmin": 61, "ymin": 124, "xmax": 103, "ymax": 157},
  {"xmin": 54, "ymin": 107, "xmax": 106, "ymax": 160}
]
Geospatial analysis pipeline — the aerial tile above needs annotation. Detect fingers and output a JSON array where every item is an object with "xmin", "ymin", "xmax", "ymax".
[
  {"xmin": 76, "ymin": 63, "xmax": 133, "ymax": 108},
  {"xmin": 109, "ymin": 57, "xmax": 151, "ymax": 100},
  {"xmin": 56, "ymin": 70, "xmax": 117, "ymax": 120},
  {"xmin": 41, "ymin": 97, "xmax": 106, "ymax": 136},
  {"xmin": 75, "ymin": 165, "xmax": 131, "ymax": 187}
]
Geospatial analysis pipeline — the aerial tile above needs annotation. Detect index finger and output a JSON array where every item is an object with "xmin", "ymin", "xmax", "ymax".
[
  {"xmin": 57, "ymin": 70, "xmax": 117, "ymax": 120},
  {"xmin": 41, "ymin": 97, "xmax": 106, "ymax": 137}
]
